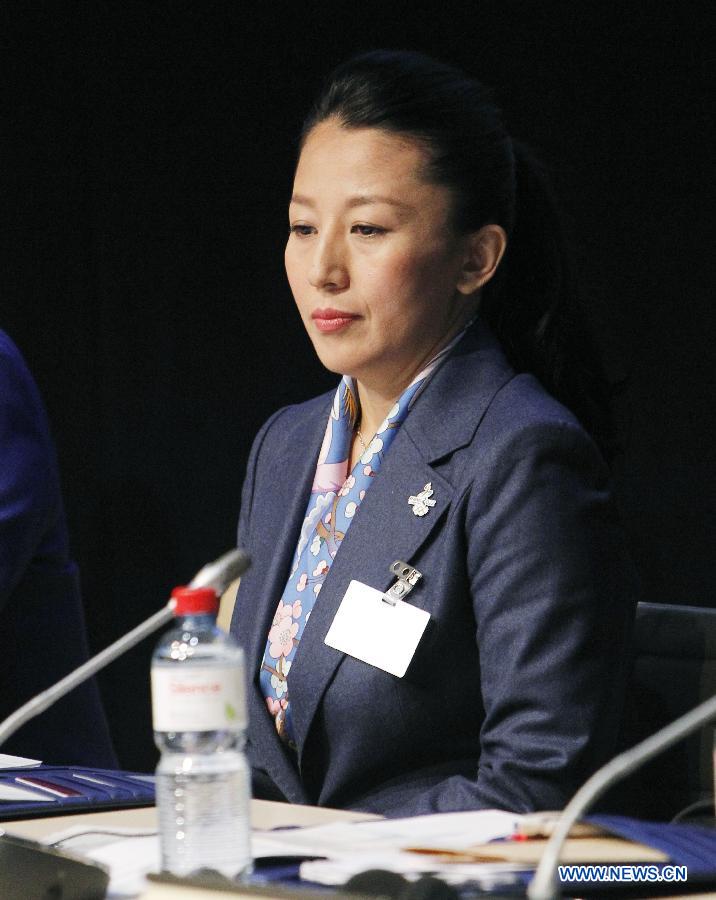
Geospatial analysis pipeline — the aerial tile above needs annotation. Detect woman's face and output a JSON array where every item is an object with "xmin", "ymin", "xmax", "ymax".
[{"xmin": 285, "ymin": 120, "xmax": 477, "ymax": 395}]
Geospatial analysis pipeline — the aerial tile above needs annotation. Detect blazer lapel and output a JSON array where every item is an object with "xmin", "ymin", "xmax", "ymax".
[{"xmin": 240, "ymin": 396, "xmax": 329, "ymax": 802}]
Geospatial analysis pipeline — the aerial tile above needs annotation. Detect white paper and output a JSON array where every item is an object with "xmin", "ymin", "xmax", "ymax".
[
  {"xmin": 0, "ymin": 753, "xmax": 42, "ymax": 769},
  {"xmin": 287, "ymin": 810, "xmax": 528, "ymax": 889},
  {"xmin": 251, "ymin": 809, "xmax": 521, "ymax": 857},
  {"xmin": 0, "ymin": 782, "xmax": 55, "ymax": 802}
]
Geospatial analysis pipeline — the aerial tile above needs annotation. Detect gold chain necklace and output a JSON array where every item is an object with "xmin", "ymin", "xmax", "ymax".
[{"xmin": 355, "ymin": 427, "xmax": 369, "ymax": 455}]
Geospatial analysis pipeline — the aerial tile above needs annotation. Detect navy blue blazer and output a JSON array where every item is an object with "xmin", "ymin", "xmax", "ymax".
[
  {"xmin": 0, "ymin": 330, "xmax": 116, "ymax": 766},
  {"xmin": 230, "ymin": 323, "xmax": 637, "ymax": 816}
]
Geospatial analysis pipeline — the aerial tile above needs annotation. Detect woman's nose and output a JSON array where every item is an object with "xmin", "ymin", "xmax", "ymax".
[{"xmin": 308, "ymin": 235, "xmax": 349, "ymax": 290}]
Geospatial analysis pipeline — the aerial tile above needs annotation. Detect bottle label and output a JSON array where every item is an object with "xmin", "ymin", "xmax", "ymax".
[{"xmin": 151, "ymin": 666, "xmax": 247, "ymax": 731}]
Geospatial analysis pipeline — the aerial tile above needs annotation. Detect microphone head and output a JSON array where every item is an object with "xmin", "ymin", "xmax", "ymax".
[
  {"xmin": 342, "ymin": 869, "xmax": 408, "ymax": 897},
  {"xmin": 188, "ymin": 548, "xmax": 251, "ymax": 595}
]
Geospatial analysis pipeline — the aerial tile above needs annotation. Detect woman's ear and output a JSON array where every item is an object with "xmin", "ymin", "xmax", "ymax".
[{"xmin": 456, "ymin": 224, "xmax": 507, "ymax": 295}]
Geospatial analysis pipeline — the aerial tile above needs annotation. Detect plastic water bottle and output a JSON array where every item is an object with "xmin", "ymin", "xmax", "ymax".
[{"xmin": 151, "ymin": 584, "xmax": 251, "ymax": 878}]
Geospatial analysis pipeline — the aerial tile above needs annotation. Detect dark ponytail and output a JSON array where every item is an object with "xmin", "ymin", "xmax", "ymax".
[
  {"xmin": 481, "ymin": 141, "xmax": 614, "ymax": 454},
  {"xmin": 302, "ymin": 50, "xmax": 615, "ymax": 456}
]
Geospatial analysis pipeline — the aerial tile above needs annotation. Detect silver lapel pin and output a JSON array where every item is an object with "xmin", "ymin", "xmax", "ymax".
[{"xmin": 408, "ymin": 482, "xmax": 436, "ymax": 517}]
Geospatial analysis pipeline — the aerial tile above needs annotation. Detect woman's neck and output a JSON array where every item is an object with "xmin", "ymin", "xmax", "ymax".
[
  {"xmin": 354, "ymin": 383, "xmax": 395, "ymax": 443},
  {"xmin": 350, "ymin": 304, "xmax": 479, "ymax": 452},
  {"xmin": 349, "ymin": 382, "xmax": 394, "ymax": 471}
]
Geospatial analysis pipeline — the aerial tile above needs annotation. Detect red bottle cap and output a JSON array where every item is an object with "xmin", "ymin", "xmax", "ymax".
[{"xmin": 171, "ymin": 585, "xmax": 219, "ymax": 616}]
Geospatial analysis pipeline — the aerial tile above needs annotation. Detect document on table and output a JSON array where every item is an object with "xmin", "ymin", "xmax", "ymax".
[
  {"xmin": 253, "ymin": 808, "xmax": 524, "ymax": 857},
  {"xmin": 0, "ymin": 753, "xmax": 42, "ymax": 769},
  {"xmin": 255, "ymin": 810, "xmax": 530, "ymax": 888}
]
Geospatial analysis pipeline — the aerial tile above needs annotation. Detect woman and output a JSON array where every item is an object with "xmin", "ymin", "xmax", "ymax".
[{"xmin": 230, "ymin": 50, "xmax": 637, "ymax": 816}]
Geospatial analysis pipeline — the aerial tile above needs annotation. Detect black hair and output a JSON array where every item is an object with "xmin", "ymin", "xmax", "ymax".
[{"xmin": 301, "ymin": 50, "xmax": 615, "ymax": 456}]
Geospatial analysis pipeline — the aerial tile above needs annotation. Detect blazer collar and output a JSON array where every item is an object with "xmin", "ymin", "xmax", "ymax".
[
  {"xmin": 243, "ymin": 395, "xmax": 329, "ymax": 673},
  {"xmin": 402, "ymin": 319, "xmax": 515, "ymax": 464}
]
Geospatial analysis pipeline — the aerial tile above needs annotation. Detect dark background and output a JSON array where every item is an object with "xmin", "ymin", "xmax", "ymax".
[{"xmin": 2, "ymin": 3, "xmax": 714, "ymax": 771}]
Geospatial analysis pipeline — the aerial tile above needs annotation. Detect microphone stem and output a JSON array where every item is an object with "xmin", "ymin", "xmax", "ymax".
[
  {"xmin": 0, "ymin": 603, "xmax": 175, "ymax": 750},
  {"xmin": 528, "ymin": 691, "xmax": 716, "ymax": 900}
]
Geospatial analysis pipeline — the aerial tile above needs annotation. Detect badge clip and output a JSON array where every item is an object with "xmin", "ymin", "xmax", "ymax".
[{"xmin": 383, "ymin": 560, "xmax": 422, "ymax": 606}]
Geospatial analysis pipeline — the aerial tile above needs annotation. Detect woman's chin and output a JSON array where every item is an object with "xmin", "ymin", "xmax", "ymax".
[{"xmin": 310, "ymin": 346, "xmax": 361, "ymax": 380}]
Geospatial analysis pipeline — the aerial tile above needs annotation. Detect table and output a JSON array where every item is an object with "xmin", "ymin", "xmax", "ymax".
[{"xmin": 2, "ymin": 799, "xmax": 378, "ymax": 899}]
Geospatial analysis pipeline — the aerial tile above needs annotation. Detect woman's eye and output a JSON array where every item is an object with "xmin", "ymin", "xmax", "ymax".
[
  {"xmin": 289, "ymin": 224, "xmax": 315, "ymax": 237},
  {"xmin": 351, "ymin": 224, "xmax": 385, "ymax": 237}
]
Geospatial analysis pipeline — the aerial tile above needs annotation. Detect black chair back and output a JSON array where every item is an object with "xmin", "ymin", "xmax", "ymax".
[{"xmin": 620, "ymin": 601, "xmax": 716, "ymax": 820}]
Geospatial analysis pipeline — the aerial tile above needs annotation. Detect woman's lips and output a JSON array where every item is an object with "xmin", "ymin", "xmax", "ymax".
[{"xmin": 311, "ymin": 308, "xmax": 359, "ymax": 334}]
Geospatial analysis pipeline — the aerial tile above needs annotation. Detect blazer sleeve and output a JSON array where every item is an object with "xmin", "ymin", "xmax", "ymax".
[
  {"xmin": 348, "ymin": 417, "xmax": 637, "ymax": 816},
  {"xmin": 469, "ymin": 418, "xmax": 637, "ymax": 812},
  {"xmin": 235, "ymin": 406, "xmax": 291, "ymax": 560},
  {"xmin": 0, "ymin": 335, "xmax": 64, "ymax": 612}
]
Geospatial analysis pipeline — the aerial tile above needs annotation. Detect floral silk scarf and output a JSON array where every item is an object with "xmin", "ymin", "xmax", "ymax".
[{"xmin": 259, "ymin": 330, "xmax": 467, "ymax": 747}]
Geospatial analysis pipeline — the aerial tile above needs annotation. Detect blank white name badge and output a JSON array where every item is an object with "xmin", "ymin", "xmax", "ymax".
[{"xmin": 324, "ymin": 579, "xmax": 430, "ymax": 677}]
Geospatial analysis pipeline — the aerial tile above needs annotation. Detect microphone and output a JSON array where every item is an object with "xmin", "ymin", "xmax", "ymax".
[
  {"xmin": 527, "ymin": 690, "xmax": 716, "ymax": 900},
  {"xmin": 187, "ymin": 548, "xmax": 251, "ymax": 593},
  {"xmin": 0, "ymin": 548, "xmax": 251, "ymax": 750}
]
